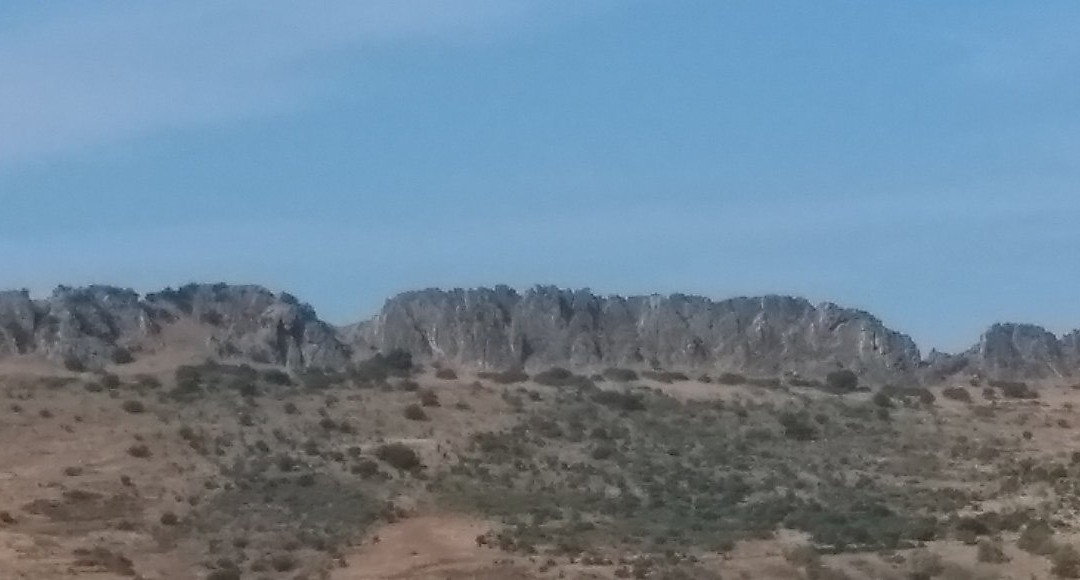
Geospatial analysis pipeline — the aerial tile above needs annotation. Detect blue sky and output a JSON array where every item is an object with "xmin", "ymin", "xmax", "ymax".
[{"xmin": 1, "ymin": 1, "xmax": 1078, "ymax": 352}]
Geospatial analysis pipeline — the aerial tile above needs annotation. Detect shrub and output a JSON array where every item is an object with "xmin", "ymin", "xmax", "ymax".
[
  {"xmin": 351, "ymin": 459, "xmax": 381, "ymax": 478},
  {"xmin": 1018, "ymin": 520, "xmax": 1057, "ymax": 555},
  {"xmin": 872, "ymin": 392, "xmax": 893, "ymax": 409},
  {"xmin": 603, "ymin": 368, "xmax": 639, "ymax": 382},
  {"xmin": 159, "ymin": 512, "xmax": 179, "ymax": 526},
  {"xmin": 942, "ymin": 386, "xmax": 972, "ymax": 403},
  {"xmin": 127, "ymin": 444, "xmax": 152, "ymax": 459},
  {"xmin": 403, "ymin": 404, "xmax": 428, "ymax": 421},
  {"xmin": 419, "ymin": 389, "xmax": 440, "ymax": 407},
  {"xmin": 207, "ymin": 568, "xmax": 241, "ymax": 580},
  {"xmin": 261, "ymin": 368, "xmax": 292, "ymax": 385},
  {"xmin": 111, "ymin": 348, "xmax": 134, "ymax": 365},
  {"xmin": 534, "ymin": 368, "xmax": 594, "ymax": 389},
  {"xmin": 716, "ymin": 373, "xmax": 746, "ymax": 385},
  {"xmin": 477, "ymin": 369, "xmax": 530, "ymax": 384},
  {"xmin": 977, "ymin": 538, "xmax": 1008, "ymax": 563},
  {"xmin": 592, "ymin": 390, "xmax": 646, "ymax": 412},
  {"xmin": 271, "ymin": 554, "xmax": 297, "ymax": 572},
  {"xmin": 779, "ymin": 412, "xmax": 818, "ymax": 441},
  {"xmin": 825, "ymin": 370, "xmax": 859, "ymax": 393},
  {"xmin": 994, "ymin": 380, "xmax": 1039, "ymax": 399},
  {"xmin": 746, "ymin": 377, "xmax": 782, "ymax": 388},
  {"xmin": 376, "ymin": 443, "xmax": 422, "ymax": 471},
  {"xmin": 435, "ymin": 368, "xmax": 458, "ymax": 380},
  {"xmin": 642, "ymin": 370, "xmax": 690, "ymax": 383},
  {"xmin": 101, "ymin": 373, "xmax": 121, "ymax": 390},
  {"xmin": 1054, "ymin": 545, "xmax": 1080, "ymax": 579},
  {"xmin": 64, "ymin": 357, "xmax": 87, "ymax": 372},
  {"xmin": 121, "ymin": 400, "xmax": 145, "ymax": 414}
]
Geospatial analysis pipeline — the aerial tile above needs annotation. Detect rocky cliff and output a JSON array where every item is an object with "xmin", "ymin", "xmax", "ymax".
[
  {"xmin": 6, "ymin": 282, "xmax": 1080, "ymax": 383},
  {"xmin": 0, "ymin": 284, "xmax": 350, "ymax": 370},
  {"xmin": 925, "ymin": 323, "xmax": 1080, "ymax": 381},
  {"xmin": 358, "ymin": 286, "xmax": 922, "ymax": 380}
]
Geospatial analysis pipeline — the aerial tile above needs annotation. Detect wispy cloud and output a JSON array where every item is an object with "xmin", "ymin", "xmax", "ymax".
[{"xmin": 0, "ymin": 1, "xmax": 571, "ymax": 166}]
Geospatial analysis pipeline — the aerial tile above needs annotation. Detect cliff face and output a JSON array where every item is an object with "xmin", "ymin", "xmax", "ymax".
[
  {"xmin": 925, "ymin": 323, "xmax": 1080, "ymax": 381},
  {"xmin": 360, "ymin": 286, "xmax": 922, "ymax": 379},
  {"xmin": 0, "ymin": 284, "xmax": 350, "ymax": 370},
  {"xmin": 6, "ymin": 282, "xmax": 1080, "ymax": 383}
]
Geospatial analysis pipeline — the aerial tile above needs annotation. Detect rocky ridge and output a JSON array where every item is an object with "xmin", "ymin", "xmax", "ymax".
[
  {"xmin": 0, "ymin": 284, "xmax": 350, "ymax": 370},
  {"xmin": 2, "ymin": 283, "xmax": 1079, "ymax": 382}
]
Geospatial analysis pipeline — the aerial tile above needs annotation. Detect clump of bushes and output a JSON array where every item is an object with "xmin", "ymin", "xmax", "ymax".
[
  {"xmin": 534, "ymin": 367, "xmax": 594, "ymax": 389},
  {"xmin": 435, "ymin": 368, "xmax": 458, "ymax": 380},
  {"xmin": 716, "ymin": 373, "xmax": 747, "ymax": 385},
  {"xmin": 642, "ymin": 370, "xmax": 690, "ymax": 383},
  {"xmin": 111, "ymin": 348, "xmax": 134, "ymax": 365},
  {"xmin": 602, "ymin": 368, "xmax": 639, "ymax": 382},
  {"xmin": 127, "ymin": 444, "xmax": 152, "ymax": 459},
  {"xmin": 121, "ymin": 400, "xmax": 145, "ymax": 414},
  {"xmin": 825, "ymin": 370, "xmax": 859, "ymax": 393},
  {"xmin": 375, "ymin": 443, "xmax": 422, "ymax": 471},
  {"xmin": 1053, "ymin": 545, "xmax": 1080, "ymax": 578},
  {"xmin": 746, "ymin": 377, "xmax": 782, "ymax": 389},
  {"xmin": 477, "ymin": 368, "xmax": 530, "ymax": 384},
  {"xmin": 403, "ymin": 404, "xmax": 428, "ymax": 421},
  {"xmin": 991, "ymin": 380, "xmax": 1039, "ymax": 399},
  {"xmin": 977, "ymin": 537, "xmax": 1009, "ymax": 563},
  {"xmin": 942, "ymin": 386, "xmax": 973, "ymax": 403},
  {"xmin": 779, "ymin": 411, "xmax": 818, "ymax": 441},
  {"xmin": 419, "ymin": 389, "xmax": 440, "ymax": 407},
  {"xmin": 1018, "ymin": 520, "xmax": 1057, "ymax": 555},
  {"xmin": 350, "ymin": 349, "xmax": 415, "ymax": 383},
  {"xmin": 592, "ymin": 390, "xmax": 646, "ymax": 412}
]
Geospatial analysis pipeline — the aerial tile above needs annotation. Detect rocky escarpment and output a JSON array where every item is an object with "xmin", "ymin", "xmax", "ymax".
[
  {"xmin": 7, "ymin": 282, "xmax": 1080, "ymax": 383},
  {"xmin": 359, "ymin": 286, "xmax": 922, "ymax": 380},
  {"xmin": 0, "ymin": 284, "xmax": 350, "ymax": 370},
  {"xmin": 926, "ymin": 323, "xmax": 1080, "ymax": 381}
]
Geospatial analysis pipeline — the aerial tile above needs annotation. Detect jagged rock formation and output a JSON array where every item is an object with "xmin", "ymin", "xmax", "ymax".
[
  {"xmin": 926, "ymin": 323, "xmax": 1080, "ymax": 381},
  {"xmin": 359, "ymin": 286, "xmax": 922, "ymax": 380},
  {"xmin": 0, "ymin": 284, "xmax": 350, "ymax": 370},
  {"xmin": 6, "ymin": 282, "xmax": 1080, "ymax": 383}
]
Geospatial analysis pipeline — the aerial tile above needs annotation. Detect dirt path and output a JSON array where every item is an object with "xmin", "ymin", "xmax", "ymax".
[{"xmin": 331, "ymin": 515, "xmax": 531, "ymax": 580}]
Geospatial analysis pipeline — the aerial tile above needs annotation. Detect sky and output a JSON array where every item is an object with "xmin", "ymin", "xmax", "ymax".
[{"xmin": 1, "ymin": 1, "xmax": 1078, "ymax": 353}]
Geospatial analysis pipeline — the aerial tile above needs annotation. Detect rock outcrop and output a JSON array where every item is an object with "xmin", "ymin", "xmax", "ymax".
[
  {"xmin": 926, "ymin": 323, "xmax": 1080, "ymax": 381},
  {"xmin": 0, "ymin": 284, "xmax": 350, "ymax": 370},
  {"xmin": 7, "ymin": 282, "xmax": 1080, "ymax": 383},
  {"xmin": 359, "ymin": 286, "xmax": 922, "ymax": 380}
]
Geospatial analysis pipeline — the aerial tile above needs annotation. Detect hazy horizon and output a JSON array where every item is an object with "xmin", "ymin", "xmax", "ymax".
[{"xmin": 2, "ymin": 1, "xmax": 1079, "ymax": 353}]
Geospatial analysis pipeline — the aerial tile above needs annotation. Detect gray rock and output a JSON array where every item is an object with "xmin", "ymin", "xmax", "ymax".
[
  {"xmin": 360, "ymin": 286, "xmax": 922, "ymax": 381},
  {"xmin": 929, "ymin": 323, "xmax": 1080, "ymax": 381},
  {"xmin": 0, "ymin": 283, "xmax": 350, "ymax": 370}
]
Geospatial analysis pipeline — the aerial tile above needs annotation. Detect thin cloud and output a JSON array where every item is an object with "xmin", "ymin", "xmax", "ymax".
[{"xmin": 0, "ymin": 1, "xmax": 568, "ymax": 166}]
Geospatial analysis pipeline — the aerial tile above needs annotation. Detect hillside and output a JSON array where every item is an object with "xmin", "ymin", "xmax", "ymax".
[{"xmin": 5, "ymin": 352, "xmax": 1080, "ymax": 578}]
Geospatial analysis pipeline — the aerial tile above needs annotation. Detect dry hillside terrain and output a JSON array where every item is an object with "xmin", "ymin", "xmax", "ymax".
[{"xmin": 5, "ymin": 351, "xmax": 1080, "ymax": 579}]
